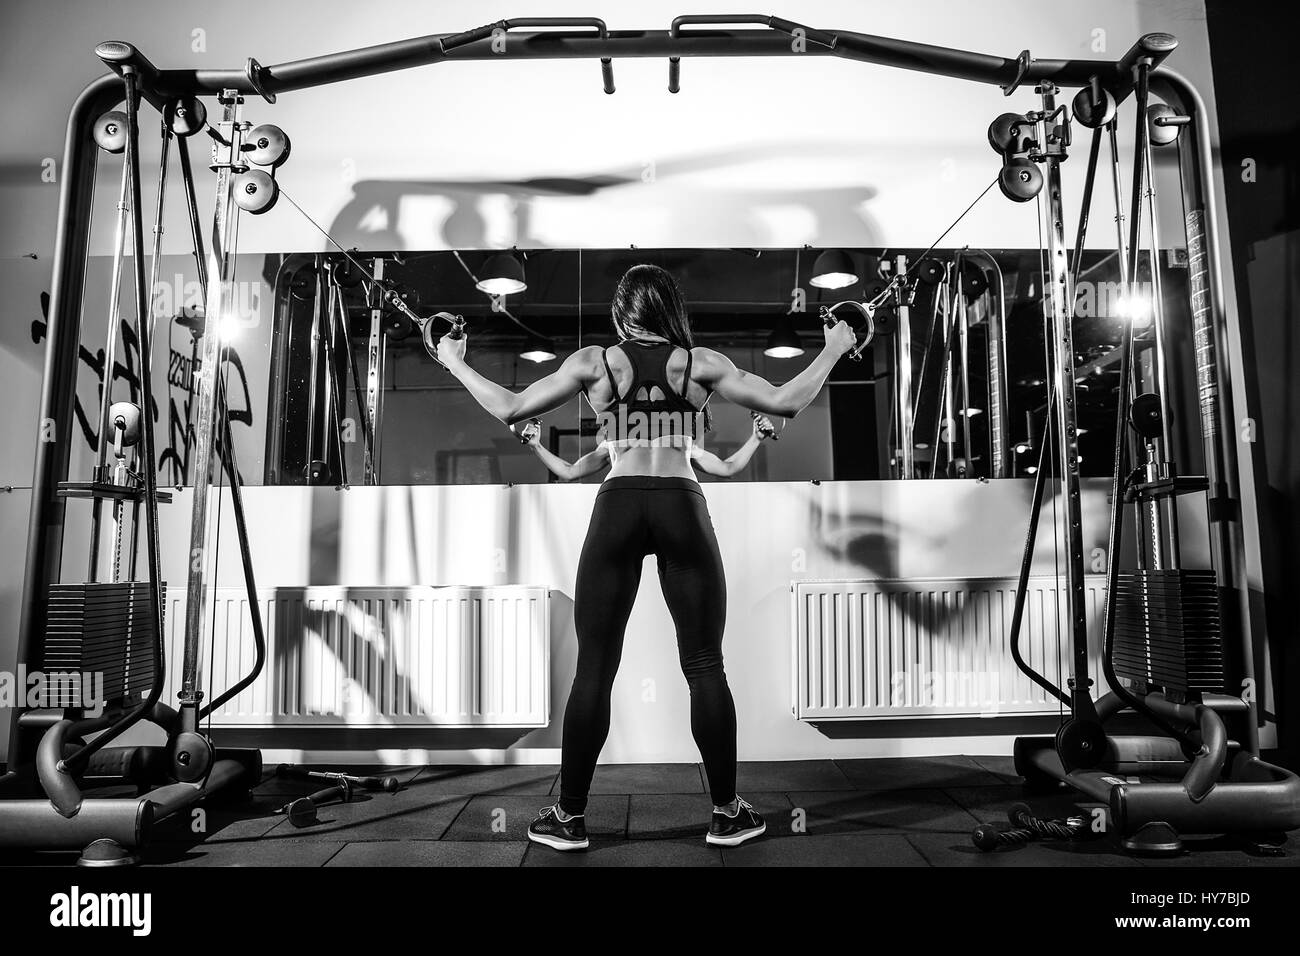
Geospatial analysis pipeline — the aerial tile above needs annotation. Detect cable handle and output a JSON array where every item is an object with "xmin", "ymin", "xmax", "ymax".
[{"xmin": 820, "ymin": 300, "xmax": 877, "ymax": 361}]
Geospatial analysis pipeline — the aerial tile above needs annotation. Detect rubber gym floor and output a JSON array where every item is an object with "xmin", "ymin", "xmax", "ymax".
[{"xmin": 3, "ymin": 756, "xmax": 1298, "ymax": 866}]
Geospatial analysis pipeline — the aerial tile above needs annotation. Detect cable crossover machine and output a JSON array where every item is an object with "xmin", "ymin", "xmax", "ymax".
[{"xmin": 1, "ymin": 15, "xmax": 1296, "ymax": 864}]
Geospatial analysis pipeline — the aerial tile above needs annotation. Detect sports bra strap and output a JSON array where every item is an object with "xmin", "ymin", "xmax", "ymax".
[
  {"xmin": 601, "ymin": 350, "xmax": 620, "ymax": 401},
  {"xmin": 679, "ymin": 348, "xmax": 694, "ymax": 401}
]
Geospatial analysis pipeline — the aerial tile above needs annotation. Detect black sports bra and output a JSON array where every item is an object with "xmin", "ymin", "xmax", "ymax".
[{"xmin": 592, "ymin": 340, "xmax": 704, "ymax": 443}]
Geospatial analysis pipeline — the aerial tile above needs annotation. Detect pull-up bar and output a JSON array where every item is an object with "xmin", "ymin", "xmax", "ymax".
[{"xmin": 92, "ymin": 16, "xmax": 1176, "ymax": 103}]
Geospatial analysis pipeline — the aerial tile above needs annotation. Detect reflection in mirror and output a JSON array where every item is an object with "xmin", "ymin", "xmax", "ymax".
[{"xmin": 262, "ymin": 247, "xmax": 1198, "ymax": 486}]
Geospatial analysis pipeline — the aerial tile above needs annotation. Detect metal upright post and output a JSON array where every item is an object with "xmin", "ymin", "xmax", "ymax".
[
  {"xmin": 940, "ymin": 273, "xmax": 956, "ymax": 476},
  {"xmin": 87, "ymin": 159, "xmax": 132, "ymax": 582},
  {"xmin": 1038, "ymin": 82, "xmax": 1096, "ymax": 726},
  {"xmin": 894, "ymin": 254, "xmax": 914, "ymax": 479},
  {"xmin": 956, "ymin": 262, "xmax": 974, "ymax": 474},
  {"xmin": 127, "ymin": 123, "xmax": 171, "ymax": 582},
  {"xmin": 364, "ymin": 256, "xmax": 386, "ymax": 485},
  {"xmin": 1143, "ymin": 143, "xmax": 1181, "ymax": 562},
  {"xmin": 179, "ymin": 90, "xmax": 245, "ymax": 736}
]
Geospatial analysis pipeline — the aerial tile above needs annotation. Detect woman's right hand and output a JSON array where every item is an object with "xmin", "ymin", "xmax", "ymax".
[
  {"xmin": 513, "ymin": 419, "xmax": 542, "ymax": 446},
  {"xmin": 824, "ymin": 319, "xmax": 856, "ymax": 356}
]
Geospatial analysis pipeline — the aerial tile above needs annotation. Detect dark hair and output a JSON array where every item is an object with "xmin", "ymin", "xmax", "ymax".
[
  {"xmin": 610, "ymin": 264, "xmax": 711, "ymax": 431},
  {"xmin": 611, "ymin": 264, "xmax": 694, "ymax": 347}
]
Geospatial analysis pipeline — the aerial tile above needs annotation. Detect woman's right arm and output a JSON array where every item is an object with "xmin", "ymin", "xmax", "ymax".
[
  {"xmin": 692, "ymin": 320, "xmax": 856, "ymax": 418},
  {"xmin": 526, "ymin": 438, "xmax": 610, "ymax": 482}
]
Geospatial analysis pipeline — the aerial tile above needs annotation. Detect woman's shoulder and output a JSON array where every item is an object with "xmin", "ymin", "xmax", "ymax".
[{"xmin": 689, "ymin": 346, "xmax": 732, "ymax": 379}]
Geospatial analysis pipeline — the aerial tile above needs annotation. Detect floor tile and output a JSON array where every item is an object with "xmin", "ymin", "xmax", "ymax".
[
  {"xmin": 442, "ymin": 794, "xmax": 629, "ymax": 841},
  {"xmin": 787, "ymin": 788, "xmax": 977, "ymax": 836},
  {"xmin": 256, "ymin": 788, "xmax": 470, "ymax": 842},
  {"xmin": 968, "ymin": 755, "xmax": 1023, "ymax": 784},
  {"xmin": 837, "ymin": 755, "xmax": 1005, "ymax": 790},
  {"xmin": 410, "ymin": 765, "xmax": 558, "ymax": 795},
  {"xmin": 734, "ymin": 760, "xmax": 854, "ymax": 791},
  {"xmin": 627, "ymin": 791, "xmax": 794, "ymax": 840},
  {"xmin": 551, "ymin": 763, "xmax": 704, "ymax": 795}
]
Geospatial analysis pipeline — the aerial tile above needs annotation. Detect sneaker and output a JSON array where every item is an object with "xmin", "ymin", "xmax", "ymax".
[
  {"xmin": 527, "ymin": 804, "xmax": 589, "ymax": 851},
  {"xmin": 706, "ymin": 796, "xmax": 766, "ymax": 846}
]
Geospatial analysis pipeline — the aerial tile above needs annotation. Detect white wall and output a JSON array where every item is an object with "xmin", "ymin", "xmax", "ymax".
[{"xmin": 0, "ymin": 0, "xmax": 1230, "ymax": 764}]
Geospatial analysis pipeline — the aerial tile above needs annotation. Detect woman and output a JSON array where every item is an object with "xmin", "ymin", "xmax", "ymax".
[
  {"xmin": 513, "ymin": 412, "xmax": 780, "ymax": 482},
  {"xmin": 437, "ymin": 264, "xmax": 855, "ymax": 851}
]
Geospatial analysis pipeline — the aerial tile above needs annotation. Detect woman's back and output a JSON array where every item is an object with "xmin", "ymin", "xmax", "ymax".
[{"xmin": 588, "ymin": 339, "xmax": 709, "ymax": 481}]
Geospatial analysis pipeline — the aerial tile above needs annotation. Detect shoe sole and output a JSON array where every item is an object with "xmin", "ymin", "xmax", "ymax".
[
  {"xmin": 706, "ymin": 822, "xmax": 767, "ymax": 847},
  {"xmin": 528, "ymin": 830, "xmax": 590, "ymax": 851}
]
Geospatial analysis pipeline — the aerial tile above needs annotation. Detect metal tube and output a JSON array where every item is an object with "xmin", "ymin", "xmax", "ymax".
[
  {"xmin": 1143, "ymin": 130, "xmax": 1181, "ymax": 562},
  {"xmin": 1093, "ymin": 66, "xmax": 1192, "ymax": 747},
  {"xmin": 893, "ymin": 254, "xmax": 914, "ymax": 478},
  {"xmin": 87, "ymin": 158, "xmax": 133, "ymax": 583},
  {"xmin": 14, "ymin": 81, "xmax": 122, "ymax": 760},
  {"xmin": 179, "ymin": 91, "xmax": 244, "ymax": 731},
  {"xmin": 61, "ymin": 67, "xmax": 170, "ymax": 771},
  {"xmin": 956, "ymin": 266, "xmax": 973, "ymax": 475},
  {"xmin": 92, "ymin": 28, "xmax": 1179, "ymax": 101},
  {"xmin": 964, "ymin": 249, "xmax": 1009, "ymax": 477},
  {"xmin": 199, "ymin": 375, "xmax": 267, "ymax": 717},
  {"xmin": 363, "ymin": 257, "xmax": 387, "ymax": 485},
  {"xmin": 332, "ymin": 274, "xmax": 375, "ymax": 477},
  {"xmin": 305, "ymin": 258, "xmax": 323, "ymax": 475},
  {"xmin": 321, "ymin": 272, "xmax": 348, "ymax": 487},
  {"xmin": 1008, "ymin": 392, "xmax": 1071, "ymax": 707},
  {"xmin": 1038, "ymin": 83, "xmax": 1095, "ymax": 722},
  {"xmin": 128, "ymin": 123, "xmax": 172, "ymax": 582},
  {"xmin": 1151, "ymin": 68, "xmax": 1258, "ymax": 755}
]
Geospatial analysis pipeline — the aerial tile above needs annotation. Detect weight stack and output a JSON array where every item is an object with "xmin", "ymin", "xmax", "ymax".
[
  {"xmin": 1112, "ymin": 569, "xmax": 1224, "ymax": 703},
  {"xmin": 43, "ymin": 581, "xmax": 162, "ymax": 710}
]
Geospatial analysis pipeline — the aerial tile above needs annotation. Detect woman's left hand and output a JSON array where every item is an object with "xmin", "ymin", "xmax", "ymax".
[
  {"xmin": 437, "ymin": 332, "xmax": 467, "ymax": 368},
  {"xmin": 752, "ymin": 414, "xmax": 777, "ymax": 441}
]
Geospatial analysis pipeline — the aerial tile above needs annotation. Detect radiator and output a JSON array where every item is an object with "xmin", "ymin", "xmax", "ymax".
[
  {"xmin": 162, "ymin": 586, "xmax": 549, "ymax": 728},
  {"xmin": 791, "ymin": 576, "xmax": 1107, "ymax": 720}
]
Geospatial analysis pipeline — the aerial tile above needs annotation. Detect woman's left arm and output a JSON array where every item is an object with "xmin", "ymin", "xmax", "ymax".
[{"xmin": 438, "ymin": 336, "xmax": 600, "ymax": 426}]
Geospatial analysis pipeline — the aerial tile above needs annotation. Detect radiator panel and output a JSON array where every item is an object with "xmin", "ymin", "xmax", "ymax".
[
  {"xmin": 162, "ymin": 586, "xmax": 549, "ymax": 728},
  {"xmin": 792, "ymin": 576, "xmax": 1107, "ymax": 720}
]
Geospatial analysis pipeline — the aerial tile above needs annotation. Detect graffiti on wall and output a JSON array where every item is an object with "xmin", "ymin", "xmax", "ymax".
[{"xmin": 31, "ymin": 291, "xmax": 255, "ymax": 484}]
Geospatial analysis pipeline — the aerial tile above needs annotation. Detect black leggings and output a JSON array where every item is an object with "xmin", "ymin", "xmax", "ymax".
[{"xmin": 558, "ymin": 476, "xmax": 736, "ymax": 814}]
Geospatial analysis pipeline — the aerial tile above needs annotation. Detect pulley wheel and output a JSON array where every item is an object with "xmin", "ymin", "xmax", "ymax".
[
  {"xmin": 164, "ymin": 97, "xmax": 207, "ymax": 137},
  {"xmin": 960, "ymin": 263, "xmax": 991, "ymax": 299},
  {"xmin": 93, "ymin": 111, "xmax": 128, "ymax": 153},
  {"xmin": 1071, "ymin": 86, "xmax": 1117, "ymax": 129},
  {"xmin": 383, "ymin": 311, "xmax": 414, "ymax": 341},
  {"xmin": 1147, "ymin": 104, "xmax": 1182, "ymax": 147},
  {"xmin": 987, "ymin": 111, "xmax": 1027, "ymax": 155},
  {"xmin": 914, "ymin": 259, "xmax": 944, "ymax": 286},
  {"xmin": 245, "ymin": 124, "xmax": 291, "ymax": 167},
  {"xmin": 108, "ymin": 401, "xmax": 142, "ymax": 447},
  {"xmin": 332, "ymin": 258, "xmax": 365, "ymax": 288},
  {"xmin": 1130, "ymin": 392, "xmax": 1163, "ymax": 439},
  {"xmin": 232, "ymin": 168, "xmax": 278, "ymax": 214},
  {"xmin": 1055, "ymin": 718, "xmax": 1108, "ymax": 771},
  {"xmin": 171, "ymin": 731, "xmax": 214, "ymax": 783},
  {"xmin": 998, "ymin": 159, "xmax": 1043, "ymax": 202}
]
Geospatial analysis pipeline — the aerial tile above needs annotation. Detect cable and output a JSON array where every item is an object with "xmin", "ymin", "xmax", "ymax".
[{"xmin": 868, "ymin": 176, "xmax": 1001, "ymax": 313}]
